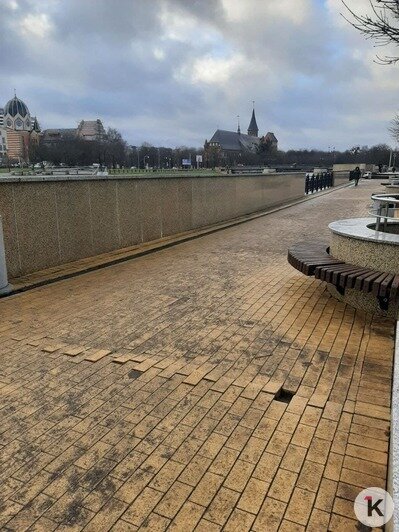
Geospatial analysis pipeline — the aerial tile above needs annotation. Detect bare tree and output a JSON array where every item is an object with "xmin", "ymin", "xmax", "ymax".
[
  {"xmin": 342, "ymin": 1, "xmax": 399, "ymax": 63},
  {"xmin": 389, "ymin": 113, "xmax": 399, "ymax": 140}
]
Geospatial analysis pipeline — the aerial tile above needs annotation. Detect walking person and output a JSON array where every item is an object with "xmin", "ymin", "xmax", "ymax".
[{"xmin": 353, "ymin": 166, "xmax": 361, "ymax": 186}]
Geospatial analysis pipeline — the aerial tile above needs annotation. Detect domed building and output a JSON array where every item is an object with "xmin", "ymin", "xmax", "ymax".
[
  {"xmin": 4, "ymin": 96, "xmax": 32, "ymax": 131},
  {"xmin": 0, "ymin": 93, "xmax": 40, "ymax": 164}
]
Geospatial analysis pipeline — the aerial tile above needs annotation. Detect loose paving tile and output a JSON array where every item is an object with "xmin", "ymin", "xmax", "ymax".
[{"xmin": 0, "ymin": 181, "xmax": 394, "ymax": 531}]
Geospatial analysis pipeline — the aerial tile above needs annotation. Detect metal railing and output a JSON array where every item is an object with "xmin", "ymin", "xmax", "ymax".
[
  {"xmin": 305, "ymin": 172, "xmax": 334, "ymax": 194},
  {"xmin": 370, "ymin": 193, "xmax": 399, "ymax": 232}
]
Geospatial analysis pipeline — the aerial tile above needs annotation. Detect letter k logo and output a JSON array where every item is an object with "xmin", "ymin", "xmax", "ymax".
[{"xmin": 365, "ymin": 495, "xmax": 384, "ymax": 517}]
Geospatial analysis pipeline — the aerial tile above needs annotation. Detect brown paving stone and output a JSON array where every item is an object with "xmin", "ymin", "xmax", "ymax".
[
  {"xmin": 178, "ymin": 454, "xmax": 212, "ymax": 486},
  {"xmin": 296, "ymin": 461, "xmax": 324, "ymax": 492},
  {"xmin": 168, "ymin": 501, "xmax": 205, "ymax": 531},
  {"xmin": 224, "ymin": 508, "xmax": 255, "ymax": 531},
  {"xmin": 122, "ymin": 487, "xmax": 164, "ymax": 526},
  {"xmin": 340, "ymin": 467, "xmax": 386, "ymax": 489},
  {"xmin": 329, "ymin": 513, "xmax": 359, "ymax": 531},
  {"xmin": 291, "ymin": 423, "xmax": 315, "ymax": 448},
  {"xmin": 253, "ymin": 451, "xmax": 281, "ymax": 482},
  {"xmin": 284, "ymin": 487, "xmax": 316, "ymax": 526},
  {"xmin": 280, "ymin": 519, "xmax": 306, "ymax": 531},
  {"xmin": 342, "ymin": 454, "xmax": 386, "ymax": 478},
  {"xmin": 280, "ymin": 444, "xmax": 307, "ymax": 473},
  {"xmin": 307, "ymin": 508, "xmax": 331, "ymax": 531},
  {"xmin": 300, "ymin": 406, "xmax": 322, "ymax": 427},
  {"xmin": 195, "ymin": 518, "xmax": 222, "ymax": 531},
  {"xmin": 138, "ymin": 512, "xmax": 170, "ymax": 530},
  {"xmin": 204, "ymin": 486, "xmax": 240, "ymax": 525},
  {"xmin": 84, "ymin": 497, "xmax": 129, "ymax": 532},
  {"xmin": 335, "ymin": 481, "xmax": 360, "ymax": 502},
  {"xmin": 189, "ymin": 471, "xmax": 224, "ymax": 506},
  {"xmin": 237, "ymin": 477, "xmax": 269, "ymax": 514},
  {"xmin": 28, "ymin": 516, "xmax": 58, "ymax": 531},
  {"xmin": 223, "ymin": 458, "xmax": 255, "ymax": 492},
  {"xmin": 154, "ymin": 480, "xmax": 193, "ymax": 519},
  {"xmin": 240, "ymin": 435, "xmax": 267, "ymax": 464},
  {"xmin": 110, "ymin": 520, "xmax": 138, "ymax": 531},
  {"xmin": 268, "ymin": 468, "xmax": 298, "ymax": 502},
  {"xmin": 209, "ymin": 447, "xmax": 240, "ymax": 476},
  {"xmin": 115, "ymin": 468, "xmax": 154, "ymax": 504},
  {"xmin": 306, "ymin": 436, "xmax": 331, "ymax": 465},
  {"xmin": 315, "ymin": 478, "xmax": 337, "ymax": 513},
  {"xmin": 252, "ymin": 496, "xmax": 286, "ymax": 531},
  {"xmin": 11, "ymin": 469, "xmax": 53, "ymax": 505}
]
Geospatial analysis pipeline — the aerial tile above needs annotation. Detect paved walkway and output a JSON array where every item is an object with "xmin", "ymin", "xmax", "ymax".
[{"xmin": 0, "ymin": 180, "xmax": 394, "ymax": 531}]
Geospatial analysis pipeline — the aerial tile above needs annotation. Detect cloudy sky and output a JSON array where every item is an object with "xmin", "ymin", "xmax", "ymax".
[{"xmin": 2, "ymin": 0, "xmax": 399, "ymax": 150}]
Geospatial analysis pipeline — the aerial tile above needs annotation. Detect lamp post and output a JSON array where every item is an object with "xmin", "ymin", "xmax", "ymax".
[
  {"xmin": 131, "ymin": 146, "xmax": 140, "ymax": 168},
  {"xmin": 0, "ymin": 216, "xmax": 12, "ymax": 295}
]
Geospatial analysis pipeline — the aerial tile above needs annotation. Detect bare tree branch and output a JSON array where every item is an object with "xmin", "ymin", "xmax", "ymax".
[{"xmin": 342, "ymin": 0, "xmax": 399, "ymax": 63}]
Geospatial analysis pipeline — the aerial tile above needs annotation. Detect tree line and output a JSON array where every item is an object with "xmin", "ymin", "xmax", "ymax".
[
  {"xmin": 27, "ymin": 128, "xmax": 394, "ymax": 169},
  {"xmin": 27, "ymin": 128, "xmax": 202, "ymax": 169}
]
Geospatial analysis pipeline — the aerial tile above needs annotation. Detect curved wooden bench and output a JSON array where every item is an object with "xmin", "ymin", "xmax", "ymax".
[
  {"xmin": 287, "ymin": 241, "xmax": 345, "ymax": 275},
  {"xmin": 288, "ymin": 241, "xmax": 399, "ymax": 310}
]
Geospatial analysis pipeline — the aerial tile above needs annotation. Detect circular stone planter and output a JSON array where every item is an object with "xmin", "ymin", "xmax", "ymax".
[{"xmin": 328, "ymin": 218, "xmax": 399, "ymax": 317}]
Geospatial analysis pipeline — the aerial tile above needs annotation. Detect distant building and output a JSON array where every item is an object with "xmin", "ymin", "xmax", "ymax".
[
  {"xmin": 0, "ymin": 128, "xmax": 7, "ymax": 163},
  {"xmin": 42, "ymin": 119, "xmax": 106, "ymax": 145},
  {"xmin": 41, "ymin": 128, "xmax": 78, "ymax": 144},
  {"xmin": 77, "ymin": 119, "xmax": 106, "ymax": 141},
  {"xmin": 204, "ymin": 107, "xmax": 278, "ymax": 166},
  {"xmin": 1, "ymin": 94, "xmax": 40, "ymax": 163},
  {"xmin": 264, "ymin": 132, "xmax": 278, "ymax": 150}
]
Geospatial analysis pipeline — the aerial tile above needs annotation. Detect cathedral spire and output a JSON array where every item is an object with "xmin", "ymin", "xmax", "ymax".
[
  {"xmin": 237, "ymin": 115, "xmax": 240, "ymax": 135},
  {"xmin": 247, "ymin": 102, "xmax": 258, "ymax": 137}
]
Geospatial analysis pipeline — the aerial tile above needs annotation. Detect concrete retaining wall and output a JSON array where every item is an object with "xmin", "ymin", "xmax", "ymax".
[{"xmin": 1, "ymin": 172, "xmax": 315, "ymax": 278}]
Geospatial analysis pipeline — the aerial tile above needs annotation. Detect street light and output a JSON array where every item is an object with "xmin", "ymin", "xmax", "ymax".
[{"xmin": 131, "ymin": 146, "xmax": 139, "ymax": 168}]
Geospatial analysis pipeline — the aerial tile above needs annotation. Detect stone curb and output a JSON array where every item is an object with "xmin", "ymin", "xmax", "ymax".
[{"xmin": 388, "ymin": 321, "xmax": 399, "ymax": 532}]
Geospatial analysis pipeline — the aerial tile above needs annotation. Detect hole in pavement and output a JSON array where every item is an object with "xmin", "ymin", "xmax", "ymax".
[
  {"xmin": 128, "ymin": 369, "xmax": 143, "ymax": 380},
  {"xmin": 275, "ymin": 389, "xmax": 295, "ymax": 404}
]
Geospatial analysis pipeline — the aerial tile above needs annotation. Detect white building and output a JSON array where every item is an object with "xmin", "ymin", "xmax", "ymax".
[{"xmin": 0, "ymin": 128, "xmax": 8, "ymax": 163}]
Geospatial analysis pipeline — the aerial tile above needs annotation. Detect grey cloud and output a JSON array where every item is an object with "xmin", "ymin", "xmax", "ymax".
[{"xmin": 0, "ymin": 0, "xmax": 397, "ymax": 149}]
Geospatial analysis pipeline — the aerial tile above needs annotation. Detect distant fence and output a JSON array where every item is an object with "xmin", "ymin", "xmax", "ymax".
[{"xmin": 305, "ymin": 172, "xmax": 334, "ymax": 194}]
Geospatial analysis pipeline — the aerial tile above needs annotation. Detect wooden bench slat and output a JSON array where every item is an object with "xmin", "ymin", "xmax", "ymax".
[
  {"xmin": 315, "ymin": 264, "xmax": 357, "ymax": 284},
  {"xmin": 357, "ymin": 271, "xmax": 382, "ymax": 292},
  {"xmin": 389, "ymin": 275, "xmax": 399, "ymax": 300},
  {"xmin": 331, "ymin": 265, "xmax": 364, "ymax": 285},
  {"xmin": 372, "ymin": 273, "xmax": 394, "ymax": 297},
  {"xmin": 343, "ymin": 268, "xmax": 373, "ymax": 289},
  {"xmin": 339, "ymin": 267, "xmax": 370, "ymax": 288}
]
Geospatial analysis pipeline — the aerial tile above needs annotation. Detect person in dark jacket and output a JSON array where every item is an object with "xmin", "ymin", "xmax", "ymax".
[{"xmin": 353, "ymin": 166, "xmax": 361, "ymax": 186}]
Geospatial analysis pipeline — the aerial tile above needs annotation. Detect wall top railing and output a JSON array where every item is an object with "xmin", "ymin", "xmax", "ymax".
[
  {"xmin": 305, "ymin": 172, "xmax": 334, "ymax": 194},
  {"xmin": 370, "ymin": 193, "xmax": 399, "ymax": 232}
]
